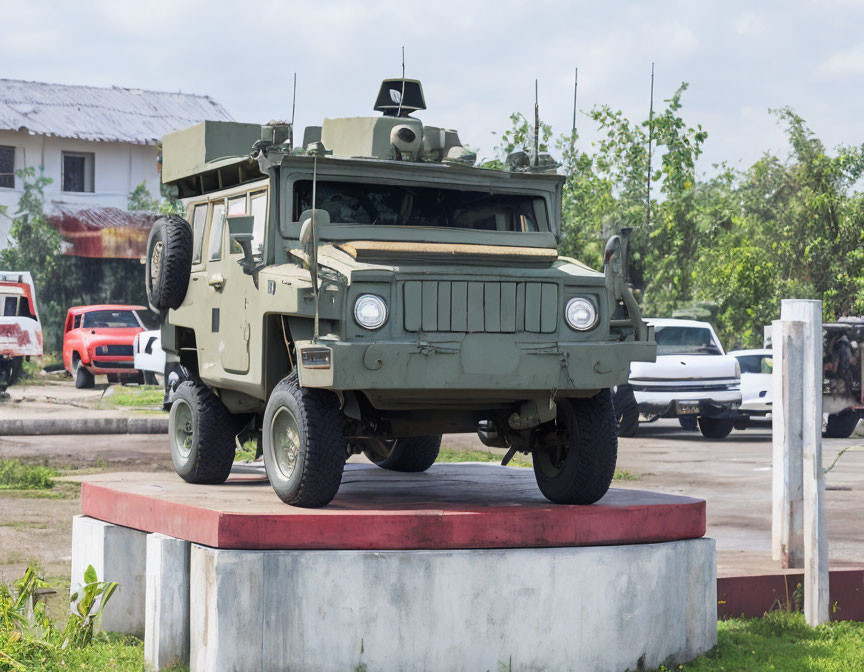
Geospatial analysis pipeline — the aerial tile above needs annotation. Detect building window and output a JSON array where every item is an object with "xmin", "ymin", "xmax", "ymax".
[
  {"xmin": 0, "ymin": 146, "xmax": 14, "ymax": 189},
  {"xmin": 62, "ymin": 151, "xmax": 94, "ymax": 192}
]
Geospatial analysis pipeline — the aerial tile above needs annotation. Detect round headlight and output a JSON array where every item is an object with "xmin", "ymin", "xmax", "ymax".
[
  {"xmin": 354, "ymin": 294, "xmax": 388, "ymax": 330},
  {"xmin": 565, "ymin": 297, "xmax": 598, "ymax": 331}
]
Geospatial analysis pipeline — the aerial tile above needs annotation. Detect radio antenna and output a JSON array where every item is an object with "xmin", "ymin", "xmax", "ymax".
[
  {"xmin": 291, "ymin": 72, "xmax": 297, "ymax": 127},
  {"xmin": 533, "ymin": 79, "xmax": 540, "ymax": 166},
  {"xmin": 571, "ymin": 67, "xmax": 578, "ymax": 136},
  {"xmin": 645, "ymin": 62, "xmax": 655, "ymax": 229},
  {"xmin": 397, "ymin": 46, "xmax": 407, "ymax": 118}
]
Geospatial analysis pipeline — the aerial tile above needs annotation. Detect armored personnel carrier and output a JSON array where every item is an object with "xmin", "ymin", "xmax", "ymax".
[{"xmin": 147, "ymin": 79, "xmax": 655, "ymax": 507}]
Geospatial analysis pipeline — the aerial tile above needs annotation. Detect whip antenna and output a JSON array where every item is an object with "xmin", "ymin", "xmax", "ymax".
[
  {"xmin": 572, "ymin": 67, "xmax": 578, "ymax": 136},
  {"xmin": 534, "ymin": 79, "xmax": 540, "ymax": 166},
  {"xmin": 397, "ymin": 46, "xmax": 407, "ymax": 117},
  {"xmin": 645, "ymin": 62, "xmax": 655, "ymax": 229},
  {"xmin": 291, "ymin": 72, "xmax": 297, "ymax": 127}
]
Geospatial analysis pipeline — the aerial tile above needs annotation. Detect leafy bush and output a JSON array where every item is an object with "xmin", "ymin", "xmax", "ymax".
[{"xmin": 0, "ymin": 461, "xmax": 55, "ymax": 490}]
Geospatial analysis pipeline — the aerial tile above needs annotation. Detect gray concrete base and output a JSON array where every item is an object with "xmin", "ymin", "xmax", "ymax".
[
  {"xmin": 70, "ymin": 515, "xmax": 146, "ymax": 636},
  {"xmin": 189, "ymin": 538, "xmax": 717, "ymax": 672},
  {"xmin": 145, "ymin": 533, "xmax": 190, "ymax": 671}
]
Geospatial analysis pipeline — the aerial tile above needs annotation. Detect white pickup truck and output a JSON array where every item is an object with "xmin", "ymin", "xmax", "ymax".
[{"xmin": 615, "ymin": 318, "xmax": 742, "ymax": 439}]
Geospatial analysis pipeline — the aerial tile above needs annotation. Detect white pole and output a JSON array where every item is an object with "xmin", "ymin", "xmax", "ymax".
[
  {"xmin": 771, "ymin": 319, "xmax": 804, "ymax": 568},
  {"xmin": 781, "ymin": 299, "xmax": 829, "ymax": 625}
]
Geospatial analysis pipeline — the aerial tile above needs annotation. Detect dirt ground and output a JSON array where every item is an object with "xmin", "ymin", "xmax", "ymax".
[{"xmin": 0, "ymin": 379, "xmax": 862, "ymax": 585}]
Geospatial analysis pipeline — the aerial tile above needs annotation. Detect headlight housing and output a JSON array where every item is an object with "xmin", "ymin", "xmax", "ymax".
[
  {"xmin": 564, "ymin": 297, "xmax": 599, "ymax": 331},
  {"xmin": 734, "ymin": 359, "xmax": 741, "ymax": 378},
  {"xmin": 354, "ymin": 294, "xmax": 388, "ymax": 330}
]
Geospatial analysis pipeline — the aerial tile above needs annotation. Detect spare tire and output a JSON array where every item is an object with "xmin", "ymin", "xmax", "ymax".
[{"xmin": 146, "ymin": 214, "xmax": 193, "ymax": 311}]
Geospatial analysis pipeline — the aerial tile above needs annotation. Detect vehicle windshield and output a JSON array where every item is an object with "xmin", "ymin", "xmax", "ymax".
[
  {"xmin": 81, "ymin": 310, "xmax": 140, "ymax": 329},
  {"xmin": 294, "ymin": 180, "xmax": 545, "ymax": 232},
  {"xmin": 654, "ymin": 326, "xmax": 722, "ymax": 355},
  {"xmin": 136, "ymin": 310, "xmax": 160, "ymax": 330},
  {"xmin": 736, "ymin": 354, "xmax": 773, "ymax": 374}
]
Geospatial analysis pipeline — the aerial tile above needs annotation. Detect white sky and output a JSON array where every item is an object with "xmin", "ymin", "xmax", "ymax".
[{"xmin": 3, "ymin": 0, "xmax": 861, "ymax": 172}]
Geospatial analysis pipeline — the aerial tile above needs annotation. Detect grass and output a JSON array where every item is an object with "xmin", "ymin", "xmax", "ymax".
[
  {"xmin": 437, "ymin": 446, "xmax": 533, "ymax": 468},
  {"xmin": 654, "ymin": 612, "xmax": 864, "ymax": 671},
  {"xmin": 99, "ymin": 385, "xmax": 164, "ymax": 409},
  {"xmin": 0, "ymin": 460, "xmax": 55, "ymax": 490}
]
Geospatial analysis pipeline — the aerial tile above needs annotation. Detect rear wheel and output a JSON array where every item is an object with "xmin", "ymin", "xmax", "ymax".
[
  {"xmin": 262, "ymin": 373, "xmax": 347, "ymax": 507},
  {"xmin": 361, "ymin": 436, "xmax": 442, "ymax": 472},
  {"xmin": 169, "ymin": 380, "xmax": 240, "ymax": 484},
  {"xmin": 613, "ymin": 385, "xmax": 639, "ymax": 437},
  {"xmin": 532, "ymin": 390, "xmax": 618, "ymax": 505},
  {"xmin": 146, "ymin": 215, "xmax": 193, "ymax": 311},
  {"xmin": 824, "ymin": 411, "xmax": 859, "ymax": 439},
  {"xmin": 678, "ymin": 415, "xmax": 698, "ymax": 431},
  {"xmin": 697, "ymin": 416, "xmax": 734, "ymax": 439}
]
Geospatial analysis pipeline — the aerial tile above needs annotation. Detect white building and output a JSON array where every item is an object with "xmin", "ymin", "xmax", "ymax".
[{"xmin": 0, "ymin": 79, "xmax": 233, "ymax": 250}]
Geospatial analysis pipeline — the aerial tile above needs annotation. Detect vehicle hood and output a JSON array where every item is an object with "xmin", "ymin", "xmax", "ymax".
[
  {"xmin": 77, "ymin": 328, "xmax": 142, "ymax": 348},
  {"xmin": 629, "ymin": 354, "xmax": 738, "ymax": 381},
  {"xmin": 0, "ymin": 317, "xmax": 43, "ymax": 357}
]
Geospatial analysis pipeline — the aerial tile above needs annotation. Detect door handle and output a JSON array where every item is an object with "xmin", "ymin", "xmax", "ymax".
[{"xmin": 208, "ymin": 273, "xmax": 225, "ymax": 291}]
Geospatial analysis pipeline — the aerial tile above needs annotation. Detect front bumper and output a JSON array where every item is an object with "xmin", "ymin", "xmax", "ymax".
[
  {"xmin": 88, "ymin": 358, "xmax": 137, "ymax": 375},
  {"xmin": 297, "ymin": 337, "xmax": 656, "ymax": 392},
  {"xmin": 634, "ymin": 388, "xmax": 741, "ymax": 419}
]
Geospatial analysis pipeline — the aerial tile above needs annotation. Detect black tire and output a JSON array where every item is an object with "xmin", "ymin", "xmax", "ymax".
[
  {"xmin": 532, "ymin": 390, "xmax": 618, "ymax": 505},
  {"xmin": 697, "ymin": 416, "xmax": 734, "ymax": 439},
  {"xmin": 146, "ymin": 214, "xmax": 193, "ymax": 311},
  {"xmin": 169, "ymin": 380, "xmax": 240, "ymax": 484},
  {"xmin": 361, "ymin": 436, "xmax": 442, "ymax": 472},
  {"xmin": 74, "ymin": 361, "xmax": 94, "ymax": 389},
  {"xmin": 8, "ymin": 358, "xmax": 24, "ymax": 385},
  {"xmin": 679, "ymin": 415, "xmax": 698, "ymax": 431},
  {"xmin": 824, "ymin": 411, "xmax": 860, "ymax": 439},
  {"xmin": 262, "ymin": 373, "xmax": 347, "ymax": 507},
  {"xmin": 143, "ymin": 371, "xmax": 159, "ymax": 386},
  {"xmin": 613, "ymin": 385, "xmax": 639, "ymax": 437}
]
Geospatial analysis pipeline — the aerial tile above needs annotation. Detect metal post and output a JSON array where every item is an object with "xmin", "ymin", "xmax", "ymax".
[
  {"xmin": 779, "ymin": 299, "xmax": 829, "ymax": 625},
  {"xmin": 771, "ymin": 319, "xmax": 804, "ymax": 568}
]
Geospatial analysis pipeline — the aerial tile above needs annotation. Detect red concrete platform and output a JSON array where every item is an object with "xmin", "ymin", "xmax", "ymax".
[{"xmin": 77, "ymin": 463, "xmax": 705, "ymax": 551}]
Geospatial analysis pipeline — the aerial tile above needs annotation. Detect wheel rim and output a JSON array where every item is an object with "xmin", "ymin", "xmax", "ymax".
[
  {"xmin": 271, "ymin": 407, "xmax": 302, "ymax": 480},
  {"xmin": 172, "ymin": 399, "xmax": 194, "ymax": 460},
  {"xmin": 150, "ymin": 240, "xmax": 164, "ymax": 285}
]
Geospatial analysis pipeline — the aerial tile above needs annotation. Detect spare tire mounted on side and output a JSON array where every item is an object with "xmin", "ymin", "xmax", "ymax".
[{"xmin": 146, "ymin": 214, "xmax": 193, "ymax": 311}]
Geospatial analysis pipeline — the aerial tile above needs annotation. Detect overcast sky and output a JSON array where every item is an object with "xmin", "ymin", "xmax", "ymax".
[{"xmin": 3, "ymin": 0, "xmax": 861, "ymax": 172}]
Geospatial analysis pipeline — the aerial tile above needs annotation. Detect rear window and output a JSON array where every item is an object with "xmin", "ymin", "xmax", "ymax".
[
  {"xmin": 654, "ymin": 326, "xmax": 722, "ymax": 355},
  {"xmin": 293, "ymin": 180, "xmax": 546, "ymax": 232},
  {"xmin": 81, "ymin": 310, "xmax": 140, "ymax": 328},
  {"xmin": 736, "ymin": 354, "xmax": 773, "ymax": 374}
]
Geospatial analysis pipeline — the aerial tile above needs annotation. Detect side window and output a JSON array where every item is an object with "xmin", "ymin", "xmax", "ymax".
[
  {"xmin": 208, "ymin": 202, "xmax": 226, "ymax": 261},
  {"xmin": 191, "ymin": 203, "xmax": 208, "ymax": 264},
  {"xmin": 228, "ymin": 196, "xmax": 247, "ymax": 255},
  {"xmin": 3, "ymin": 297, "xmax": 16, "ymax": 316},
  {"xmin": 61, "ymin": 152, "xmax": 95, "ymax": 192},
  {"xmin": 250, "ymin": 191, "xmax": 267, "ymax": 255},
  {"xmin": 0, "ymin": 146, "xmax": 14, "ymax": 189},
  {"xmin": 73, "ymin": 315, "xmax": 82, "ymax": 329}
]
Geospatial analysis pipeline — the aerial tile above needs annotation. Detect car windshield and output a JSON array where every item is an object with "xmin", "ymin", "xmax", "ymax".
[
  {"xmin": 293, "ymin": 180, "xmax": 545, "ymax": 232},
  {"xmin": 81, "ymin": 310, "xmax": 140, "ymax": 329},
  {"xmin": 136, "ymin": 310, "xmax": 160, "ymax": 330},
  {"xmin": 654, "ymin": 326, "xmax": 722, "ymax": 355},
  {"xmin": 736, "ymin": 354, "xmax": 773, "ymax": 374}
]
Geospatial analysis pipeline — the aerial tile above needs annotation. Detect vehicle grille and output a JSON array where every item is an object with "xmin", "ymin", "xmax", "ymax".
[
  {"xmin": 102, "ymin": 345, "xmax": 133, "ymax": 356},
  {"xmin": 92, "ymin": 360, "xmax": 134, "ymax": 369},
  {"xmin": 402, "ymin": 281, "xmax": 558, "ymax": 333}
]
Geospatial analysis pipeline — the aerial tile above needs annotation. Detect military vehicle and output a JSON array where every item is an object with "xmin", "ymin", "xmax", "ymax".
[{"xmin": 147, "ymin": 79, "xmax": 655, "ymax": 507}]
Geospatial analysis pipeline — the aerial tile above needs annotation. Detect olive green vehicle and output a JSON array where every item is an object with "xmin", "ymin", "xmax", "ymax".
[{"xmin": 146, "ymin": 79, "xmax": 655, "ymax": 508}]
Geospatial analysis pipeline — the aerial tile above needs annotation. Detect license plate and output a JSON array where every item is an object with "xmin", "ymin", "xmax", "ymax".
[{"xmin": 677, "ymin": 401, "xmax": 700, "ymax": 415}]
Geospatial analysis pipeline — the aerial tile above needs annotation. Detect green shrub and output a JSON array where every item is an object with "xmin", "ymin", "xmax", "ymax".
[{"xmin": 0, "ymin": 461, "xmax": 55, "ymax": 490}]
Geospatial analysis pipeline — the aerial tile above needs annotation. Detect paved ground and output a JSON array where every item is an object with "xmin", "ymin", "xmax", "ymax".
[{"xmin": 1, "ymin": 380, "xmax": 862, "ymax": 581}]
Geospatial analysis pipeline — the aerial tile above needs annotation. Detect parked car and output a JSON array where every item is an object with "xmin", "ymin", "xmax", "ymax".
[
  {"xmin": 0, "ymin": 271, "xmax": 43, "ymax": 393},
  {"xmin": 62, "ymin": 305, "xmax": 159, "ymax": 388},
  {"xmin": 133, "ymin": 329, "xmax": 164, "ymax": 382},
  {"xmin": 729, "ymin": 349, "xmax": 773, "ymax": 428},
  {"xmin": 615, "ymin": 318, "xmax": 742, "ymax": 439}
]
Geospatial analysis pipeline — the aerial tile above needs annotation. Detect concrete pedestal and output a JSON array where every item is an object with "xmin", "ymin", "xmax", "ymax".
[
  {"xmin": 70, "ymin": 515, "xmax": 146, "ymax": 636},
  {"xmin": 71, "ymin": 464, "xmax": 718, "ymax": 671}
]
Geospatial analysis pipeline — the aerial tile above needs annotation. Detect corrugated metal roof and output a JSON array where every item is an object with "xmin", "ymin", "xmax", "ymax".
[{"xmin": 0, "ymin": 79, "xmax": 235, "ymax": 145}]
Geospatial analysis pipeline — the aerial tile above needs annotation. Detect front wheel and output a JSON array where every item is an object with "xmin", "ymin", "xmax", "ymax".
[
  {"xmin": 262, "ymin": 373, "xmax": 347, "ymax": 507},
  {"xmin": 613, "ymin": 385, "xmax": 639, "ymax": 437},
  {"xmin": 697, "ymin": 416, "xmax": 734, "ymax": 439},
  {"xmin": 532, "ymin": 390, "xmax": 618, "ymax": 505},
  {"xmin": 824, "ymin": 411, "xmax": 859, "ymax": 439},
  {"xmin": 361, "ymin": 436, "xmax": 441, "ymax": 472},
  {"xmin": 678, "ymin": 415, "xmax": 698, "ymax": 431},
  {"xmin": 169, "ymin": 380, "xmax": 240, "ymax": 483},
  {"xmin": 74, "ymin": 361, "xmax": 94, "ymax": 389}
]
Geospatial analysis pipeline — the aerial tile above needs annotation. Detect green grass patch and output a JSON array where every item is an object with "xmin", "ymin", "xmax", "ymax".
[
  {"xmin": 655, "ymin": 612, "xmax": 864, "ymax": 671},
  {"xmin": 437, "ymin": 447, "xmax": 532, "ymax": 468},
  {"xmin": 613, "ymin": 469, "xmax": 639, "ymax": 481},
  {"xmin": 100, "ymin": 385, "xmax": 164, "ymax": 408},
  {"xmin": 0, "ymin": 460, "xmax": 55, "ymax": 490},
  {"xmin": 0, "ymin": 521, "xmax": 48, "ymax": 530}
]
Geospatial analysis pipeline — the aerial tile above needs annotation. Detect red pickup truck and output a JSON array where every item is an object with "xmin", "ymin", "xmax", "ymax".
[{"xmin": 63, "ymin": 305, "xmax": 159, "ymax": 388}]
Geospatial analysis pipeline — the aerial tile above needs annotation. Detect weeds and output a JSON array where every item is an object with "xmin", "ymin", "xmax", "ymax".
[
  {"xmin": 100, "ymin": 386, "xmax": 164, "ymax": 409},
  {"xmin": 437, "ymin": 447, "xmax": 533, "ymax": 468},
  {"xmin": 0, "ymin": 461, "xmax": 55, "ymax": 491}
]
